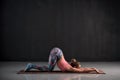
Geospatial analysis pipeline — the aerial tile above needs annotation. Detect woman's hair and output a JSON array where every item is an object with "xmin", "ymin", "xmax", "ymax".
[{"xmin": 70, "ymin": 58, "xmax": 81, "ymax": 68}]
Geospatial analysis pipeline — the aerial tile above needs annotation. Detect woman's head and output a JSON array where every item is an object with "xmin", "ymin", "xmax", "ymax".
[{"xmin": 70, "ymin": 58, "xmax": 81, "ymax": 68}]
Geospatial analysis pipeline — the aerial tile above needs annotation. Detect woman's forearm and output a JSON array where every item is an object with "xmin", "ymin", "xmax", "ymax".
[
  {"xmin": 80, "ymin": 68, "xmax": 96, "ymax": 72},
  {"xmin": 67, "ymin": 67, "xmax": 97, "ymax": 73},
  {"xmin": 72, "ymin": 68, "xmax": 85, "ymax": 72},
  {"xmin": 67, "ymin": 67, "xmax": 84, "ymax": 72}
]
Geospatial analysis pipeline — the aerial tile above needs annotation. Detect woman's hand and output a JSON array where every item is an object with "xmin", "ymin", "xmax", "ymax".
[{"xmin": 91, "ymin": 68, "xmax": 101, "ymax": 73}]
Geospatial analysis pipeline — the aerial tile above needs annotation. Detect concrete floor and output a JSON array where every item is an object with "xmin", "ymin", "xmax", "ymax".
[{"xmin": 0, "ymin": 62, "xmax": 120, "ymax": 80}]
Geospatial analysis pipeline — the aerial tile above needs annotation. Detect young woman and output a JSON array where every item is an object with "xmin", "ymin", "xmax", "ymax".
[{"xmin": 24, "ymin": 47, "xmax": 100, "ymax": 73}]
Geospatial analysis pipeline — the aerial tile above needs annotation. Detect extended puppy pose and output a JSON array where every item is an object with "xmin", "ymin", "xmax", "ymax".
[{"xmin": 25, "ymin": 47, "xmax": 100, "ymax": 73}]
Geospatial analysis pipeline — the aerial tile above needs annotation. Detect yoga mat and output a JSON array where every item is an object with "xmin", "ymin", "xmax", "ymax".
[{"xmin": 17, "ymin": 70, "xmax": 105, "ymax": 74}]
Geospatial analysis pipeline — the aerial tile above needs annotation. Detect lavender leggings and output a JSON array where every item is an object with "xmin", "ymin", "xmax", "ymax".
[{"xmin": 31, "ymin": 47, "xmax": 63, "ymax": 71}]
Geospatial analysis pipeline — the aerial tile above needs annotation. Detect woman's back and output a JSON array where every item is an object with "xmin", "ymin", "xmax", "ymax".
[{"xmin": 57, "ymin": 56, "xmax": 72, "ymax": 71}]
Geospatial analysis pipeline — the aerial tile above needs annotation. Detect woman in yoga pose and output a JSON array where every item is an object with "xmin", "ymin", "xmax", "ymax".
[{"xmin": 25, "ymin": 47, "xmax": 100, "ymax": 73}]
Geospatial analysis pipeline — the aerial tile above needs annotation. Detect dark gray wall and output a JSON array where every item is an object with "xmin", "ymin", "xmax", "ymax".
[{"xmin": 1, "ymin": 0, "xmax": 120, "ymax": 61}]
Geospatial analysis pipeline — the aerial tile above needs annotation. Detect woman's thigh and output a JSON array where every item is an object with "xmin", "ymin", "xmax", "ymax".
[{"xmin": 48, "ymin": 47, "xmax": 63, "ymax": 71}]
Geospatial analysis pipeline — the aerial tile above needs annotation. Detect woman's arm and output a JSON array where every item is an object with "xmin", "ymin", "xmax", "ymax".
[{"xmin": 67, "ymin": 67, "xmax": 99, "ymax": 73}]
